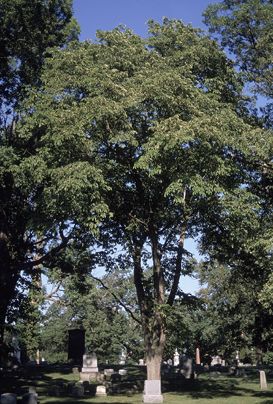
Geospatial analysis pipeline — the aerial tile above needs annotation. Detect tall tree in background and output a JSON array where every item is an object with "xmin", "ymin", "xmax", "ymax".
[
  {"xmin": 26, "ymin": 20, "xmax": 269, "ymax": 394},
  {"xmin": 197, "ymin": 261, "xmax": 273, "ymax": 363},
  {"xmin": 0, "ymin": 0, "xmax": 109, "ymax": 342},
  {"xmin": 37, "ymin": 271, "xmax": 142, "ymax": 363},
  {"xmin": 0, "ymin": 0, "xmax": 79, "ymax": 118},
  {"xmin": 203, "ymin": 0, "xmax": 273, "ymax": 316},
  {"xmin": 203, "ymin": 0, "xmax": 273, "ymax": 99}
]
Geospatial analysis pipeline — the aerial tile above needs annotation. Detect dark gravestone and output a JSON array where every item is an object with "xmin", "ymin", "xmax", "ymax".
[
  {"xmin": 68, "ymin": 329, "xmax": 85, "ymax": 365},
  {"xmin": 22, "ymin": 393, "xmax": 38, "ymax": 404}
]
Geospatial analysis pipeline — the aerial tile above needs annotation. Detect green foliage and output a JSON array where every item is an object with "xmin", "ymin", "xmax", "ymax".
[
  {"xmin": 262, "ymin": 351, "xmax": 273, "ymax": 366},
  {"xmin": 196, "ymin": 260, "xmax": 273, "ymax": 361},
  {"xmin": 40, "ymin": 274, "xmax": 143, "ymax": 363},
  {"xmin": 27, "ymin": 19, "xmax": 270, "ymax": 368},
  {"xmin": 0, "ymin": 0, "xmax": 108, "ymax": 340},
  {"xmin": 0, "ymin": 0, "xmax": 79, "ymax": 115},
  {"xmin": 203, "ymin": 0, "xmax": 273, "ymax": 98}
]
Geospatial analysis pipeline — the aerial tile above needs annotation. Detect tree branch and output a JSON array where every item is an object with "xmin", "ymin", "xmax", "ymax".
[
  {"xmin": 45, "ymin": 282, "xmax": 62, "ymax": 300},
  {"xmin": 90, "ymin": 274, "xmax": 141, "ymax": 325}
]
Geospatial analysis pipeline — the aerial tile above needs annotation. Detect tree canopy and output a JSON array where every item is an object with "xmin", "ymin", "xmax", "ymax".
[
  {"xmin": 23, "ymin": 19, "xmax": 270, "ymax": 388},
  {"xmin": 0, "ymin": 0, "xmax": 108, "ymax": 342}
]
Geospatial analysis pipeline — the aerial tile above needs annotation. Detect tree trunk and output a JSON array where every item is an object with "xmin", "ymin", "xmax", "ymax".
[
  {"xmin": 143, "ymin": 310, "xmax": 166, "ymax": 380},
  {"xmin": 0, "ymin": 231, "xmax": 19, "ymax": 343},
  {"xmin": 0, "ymin": 271, "xmax": 19, "ymax": 343},
  {"xmin": 146, "ymin": 350, "xmax": 163, "ymax": 380}
]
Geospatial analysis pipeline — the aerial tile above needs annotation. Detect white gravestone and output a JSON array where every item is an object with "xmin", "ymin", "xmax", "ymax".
[
  {"xmin": 173, "ymin": 348, "xmax": 179, "ymax": 366},
  {"xmin": 143, "ymin": 380, "xmax": 163, "ymax": 403},
  {"xmin": 260, "ymin": 370, "xmax": 267, "ymax": 390},
  {"xmin": 82, "ymin": 352, "xmax": 98, "ymax": 372},
  {"xmin": 96, "ymin": 385, "xmax": 107, "ymax": 396},
  {"xmin": 104, "ymin": 368, "xmax": 114, "ymax": 376},
  {"xmin": 119, "ymin": 349, "xmax": 127, "ymax": 365},
  {"xmin": 195, "ymin": 348, "xmax": 201, "ymax": 365},
  {"xmin": 211, "ymin": 355, "xmax": 221, "ymax": 366},
  {"xmin": 80, "ymin": 352, "xmax": 98, "ymax": 381}
]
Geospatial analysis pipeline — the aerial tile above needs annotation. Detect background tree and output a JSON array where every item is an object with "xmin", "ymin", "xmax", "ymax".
[
  {"xmin": 203, "ymin": 0, "xmax": 273, "ymax": 330},
  {"xmin": 37, "ymin": 272, "xmax": 143, "ymax": 363},
  {"xmin": 197, "ymin": 261, "xmax": 273, "ymax": 364},
  {"xmin": 203, "ymin": 0, "xmax": 273, "ymax": 99},
  {"xmin": 27, "ymin": 19, "xmax": 269, "ymax": 391},
  {"xmin": 0, "ymin": 0, "xmax": 79, "ymax": 118},
  {"xmin": 0, "ymin": 0, "xmax": 109, "ymax": 342}
]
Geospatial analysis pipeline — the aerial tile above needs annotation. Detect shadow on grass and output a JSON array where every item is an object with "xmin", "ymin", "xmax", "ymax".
[
  {"xmin": 0, "ymin": 366, "xmax": 75, "ymax": 396},
  {"xmin": 3, "ymin": 365, "xmax": 273, "ymax": 403},
  {"xmin": 163, "ymin": 376, "xmax": 273, "ymax": 401},
  {"xmin": 39, "ymin": 399, "xmax": 133, "ymax": 404}
]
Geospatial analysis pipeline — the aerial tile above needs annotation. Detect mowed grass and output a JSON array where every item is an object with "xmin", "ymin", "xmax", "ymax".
[{"xmin": 1, "ymin": 366, "xmax": 273, "ymax": 403}]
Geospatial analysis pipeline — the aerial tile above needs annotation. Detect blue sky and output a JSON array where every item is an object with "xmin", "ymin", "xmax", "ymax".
[
  {"xmin": 72, "ymin": 0, "xmax": 214, "ymax": 294},
  {"xmin": 73, "ymin": 0, "xmax": 218, "ymax": 41}
]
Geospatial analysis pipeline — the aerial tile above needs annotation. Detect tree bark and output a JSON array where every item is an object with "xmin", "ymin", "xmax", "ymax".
[
  {"xmin": 145, "ymin": 225, "xmax": 166, "ymax": 380},
  {"xmin": 144, "ymin": 311, "xmax": 166, "ymax": 380},
  {"xmin": 0, "ymin": 231, "xmax": 19, "ymax": 342}
]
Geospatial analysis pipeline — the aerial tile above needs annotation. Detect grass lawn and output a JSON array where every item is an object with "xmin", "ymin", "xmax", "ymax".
[{"xmin": 1, "ymin": 365, "xmax": 273, "ymax": 403}]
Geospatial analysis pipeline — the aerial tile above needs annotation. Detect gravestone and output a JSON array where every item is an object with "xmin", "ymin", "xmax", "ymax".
[
  {"xmin": 11, "ymin": 336, "xmax": 21, "ymax": 364},
  {"xmin": 22, "ymin": 393, "xmax": 37, "ymax": 404},
  {"xmin": 82, "ymin": 352, "xmax": 98, "ymax": 372},
  {"xmin": 0, "ymin": 393, "xmax": 17, "ymax": 404},
  {"xmin": 173, "ymin": 349, "xmax": 179, "ymax": 366},
  {"xmin": 104, "ymin": 368, "xmax": 114, "ymax": 375},
  {"xmin": 195, "ymin": 348, "xmax": 201, "ymax": 365},
  {"xmin": 72, "ymin": 366, "xmax": 79, "ymax": 374},
  {"xmin": 68, "ymin": 329, "xmax": 85, "ymax": 365},
  {"xmin": 80, "ymin": 352, "xmax": 98, "ymax": 381},
  {"xmin": 72, "ymin": 384, "xmax": 84, "ymax": 397},
  {"xmin": 96, "ymin": 385, "xmax": 107, "ymax": 396},
  {"xmin": 119, "ymin": 369, "xmax": 127, "ymax": 376},
  {"xmin": 139, "ymin": 359, "xmax": 145, "ymax": 366},
  {"xmin": 235, "ymin": 350, "xmax": 240, "ymax": 366},
  {"xmin": 260, "ymin": 370, "xmax": 267, "ymax": 390},
  {"xmin": 182, "ymin": 358, "xmax": 193, "ymax": 379},
  {"xmin": 143, "ymin": 380, "xmax": 163, "ymax": 403},
  {"xmin": 119, "ymin": 349, "xmax": 127, "ymax": 365},
  {"xmin": 211, "ymin": 355, "xmax": 221, "ymax": 366}
]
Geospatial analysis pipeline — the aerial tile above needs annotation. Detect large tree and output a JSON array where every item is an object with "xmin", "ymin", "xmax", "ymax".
[
  {"xmin": 0, "ymin": 0, "xmax": 109, "ymax": 342},
  {"xmin": 24, "ymin": 19, "xmax": 268, "ymax": 399}
]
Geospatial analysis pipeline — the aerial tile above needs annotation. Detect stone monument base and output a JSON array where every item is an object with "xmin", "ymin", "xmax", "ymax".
[
  {"xmin": 80, "ymin": 371, "xmax": 98, "ymax": 382},
  {"xmin": 143, "ymin": 380, "xmax": 163, "ymax": 403}
]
